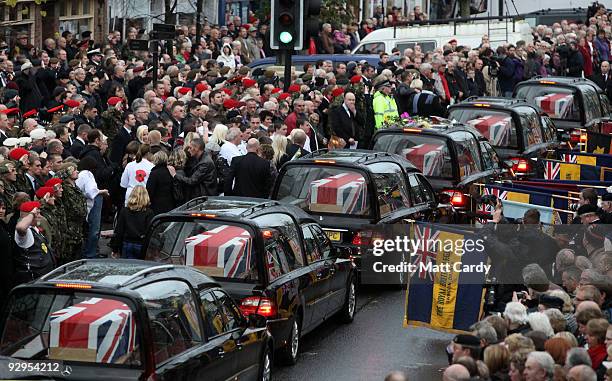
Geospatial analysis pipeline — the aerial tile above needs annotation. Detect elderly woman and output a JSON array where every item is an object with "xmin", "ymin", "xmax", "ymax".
[{"xmin": 504, "ymin": 302, "xmax": 530, "ymax": 335}]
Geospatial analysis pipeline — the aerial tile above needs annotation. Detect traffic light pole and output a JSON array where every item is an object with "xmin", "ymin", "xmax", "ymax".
[{"xmin": 283, "ymin": 49, "xmax": 292, "ymax": 92}]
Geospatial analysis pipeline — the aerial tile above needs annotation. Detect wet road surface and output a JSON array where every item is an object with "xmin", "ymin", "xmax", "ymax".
[{"xmin": 274, "ymin": 285, "xmax": 453, "ymax": 381}]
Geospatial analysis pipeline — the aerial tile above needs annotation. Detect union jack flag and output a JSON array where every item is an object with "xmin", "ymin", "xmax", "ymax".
[
  {"xmin": 561, "ymin": 154, "xmax": 577, "ymax": 163},
  {"xmin": 535, "ymin": 93, "xmax": 573, "ymax": 118},
  {"xmin": 49, "ymin": 298, "xmax": 136, "ymax": 363},
  {"xmin": 544, "ymin": 161, "xmax": 561, "ymax": 180},
  {"xmin": 412, "ymin": 226, "xmax": 441, "ymax": 280},
  {"xmin": 403, "ymin": 144, "xmax": 444, "ymax": 176},
  {"xmin": 309, "ymin": 173, "xmax": 367, "ymax": 214},
  {"xmin": 467, "ymin": 116, "xmax": 512, "ymax": 146},
  {"xmin": 185, "ymin": 225, "xmax": 252, "ymax": 278}
]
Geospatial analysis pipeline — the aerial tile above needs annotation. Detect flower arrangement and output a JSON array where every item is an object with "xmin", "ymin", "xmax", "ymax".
[{"xmin": 381, "ymin": 112, "xmax": 433, "ymax": 129}]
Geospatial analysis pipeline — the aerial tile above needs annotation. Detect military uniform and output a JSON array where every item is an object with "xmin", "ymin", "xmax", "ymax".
[
  {"xmin": 61, "ymin": 182, "xmax": 87, "ymax": 263},
  {"xmin": 40, "ymin": 202, "xmax": 66, "ymax": 262},
  {"xmin": 100, "ymin": 108, "xmax": 122, "ymax": 142}
]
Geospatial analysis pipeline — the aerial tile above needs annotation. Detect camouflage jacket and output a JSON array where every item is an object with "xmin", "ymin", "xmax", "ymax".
[
  {"xmin": 62, "ymin": 183, "xmax": 87, "ymax": 245},
  {"xmin": 100, "ymin": 108, "xmax": 122, "ymax": 142}
]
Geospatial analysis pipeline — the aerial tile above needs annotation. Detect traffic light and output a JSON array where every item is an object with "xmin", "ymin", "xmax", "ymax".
[{"xmin": 271, "ymin": 0, "xmax": 303, "ymax": 50}]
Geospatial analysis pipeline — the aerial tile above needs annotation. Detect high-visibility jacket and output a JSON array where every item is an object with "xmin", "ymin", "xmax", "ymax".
[{"xmin": 373, "ymin": 91, "xmax": 399, "ymax": 129}]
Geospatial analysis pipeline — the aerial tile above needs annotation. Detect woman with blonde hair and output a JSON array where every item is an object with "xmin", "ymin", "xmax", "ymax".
[
  {"xmin": 207, "ymin": 124, "xmax": 228, "ymax": 152},
  {"xmin": 136, "ymin": 125, "xmax": 149, "ymax": 145},
  {"xmin": 272, "ymin": 134, "xmax": 288, "ymax": 168},
  {"xmin": 168, "ymin": 149, "xmax": 187, "ymax": 205},
  {"xmin": 120, "ymin": 143, "xmax": 154, "ymax": 206},
  {"xmin": 110, "ymin": 185, "xmax": 154, "ymax": 259},
  {"xmin": 483, "ymin": 344, "xmax": 510, "ymax": 380}
]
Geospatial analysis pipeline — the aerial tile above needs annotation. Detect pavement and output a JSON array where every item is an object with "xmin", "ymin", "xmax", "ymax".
[{"xmin": 273, "ymin": 285, "xmax": 453, "ymax": 381}]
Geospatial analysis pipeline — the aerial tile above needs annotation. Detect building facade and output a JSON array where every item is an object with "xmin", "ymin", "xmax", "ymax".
[{"xmin": 0, "ymin": 0, "xmax": 107, "ymax": 49}]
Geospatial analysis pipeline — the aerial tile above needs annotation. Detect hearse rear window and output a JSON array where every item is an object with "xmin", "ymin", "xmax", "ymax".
[
  {"xmin": 0, "ymin": 291, "xmax": 141, "ymax": 366},
  {"xmin": 515, "ymin": 85, "xmax": 579, "ymax": 120},
  {"xmin": 276, "ymin": 166, "xmax": 371, "ymax": 216},
  {"xmin": 448, "ymin": 108, "xmax": 518, "ymax": 148},
  {"xmin": 144, "ymin": 220, "xmax": 258, "ymax": 281},
  {"xmin": 372, "ymin": 133, "xmax": 453, "ymax": 178},
  {"xmin": 448, "ymin": 131, "xmax": 483, "ymax": 179}
]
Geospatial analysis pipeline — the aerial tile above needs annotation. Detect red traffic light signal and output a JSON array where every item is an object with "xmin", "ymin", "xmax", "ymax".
[{"xmin": 279, "ymin": 12, "xmax": 293, "ymax": 26}]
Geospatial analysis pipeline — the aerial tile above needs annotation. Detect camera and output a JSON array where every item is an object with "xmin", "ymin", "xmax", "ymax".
[{"xmin": 568, "ymin": 203, "xmax": 579, "ymax": 212}]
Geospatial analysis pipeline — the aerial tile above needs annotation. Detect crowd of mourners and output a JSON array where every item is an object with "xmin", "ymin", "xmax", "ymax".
[{"xmin": 0, "ymin": 4, "xmax": 611, "ymax": 379}]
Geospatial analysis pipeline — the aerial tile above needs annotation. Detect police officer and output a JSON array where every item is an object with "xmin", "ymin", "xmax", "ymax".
[
  {"xmin": 372, "ymin": 79, "xmax": 399, "ymax": 129},
  {"xmin": 13, "ymin": 200, "xmax": 55, "ymax": 284}
]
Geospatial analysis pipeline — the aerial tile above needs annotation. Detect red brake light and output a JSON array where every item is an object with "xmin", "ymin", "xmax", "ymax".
[
  {"xmin": 262, "ymin": 230, "xmax": 273, "ymax": 239},
  {"xmin": 240, "ymin": 296, "xmax": 277, "ymax": 318},
  {"xmin": 443, "ymin": 189, "xmax": 467, "ymax": 207},
  {"xmin": 352, "ymin": 231, "xmax": 372, "ymax": 246},
  {"xmin": 510, "ymin": 158, "xmax": 530, "ymax": 173}
]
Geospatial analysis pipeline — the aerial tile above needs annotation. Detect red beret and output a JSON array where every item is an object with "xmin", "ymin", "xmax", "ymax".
[
  {"xmin": 288, "ymin": 84, "xmax": 301, "ymax": 93},
  {"xmin": 350, "ymin": 75, "xmax": 362, "ymax": 84},
  {"xmin": 332, "ymin": 88, "xmax": 345, "ymax": 98},
  {"xmin": 228, "ymin": 75, "xmax": 243, "ymax": 84},
  {"xmin": 107, "ymin": 97, "xmax": 123, "ymax": 106},
  {"xmin": 64, "ymin": 99, "xmax": 80, "ymax": 108},
  {"xmin": 22, "ymin": 109, "xmax": 37, "ymax": 118},
  {"xmin": 44, "ymin": 178, "xmax": 62, "ymax": 188},
  {"xmin": 177, "ymin": 87, "xmax": 191, "ymax": 95},
  {"xmin": 222, "ymin": 88, "xmax": 233, "ymax": 96},
  {"xmin": 242, "ymin": 78, "xmax": 257, "ymax": 88},
  {"xmin": 279, "ymin": 93, "xmax": 291, "ymax": 101},
  {"xmin": 20, "ymin": 201, "xmax": 40, "ymax": 213},
  {"xmin": 133, "ymin": 66, "xmax": 145, "ymax": 73},
  {"xmin": 223, "ymin": 98, "xmax": 241, "ymax": 110},
  {"xmin": 47, "ymin": 105, "xmax": 64, "ymax": 113},
  {"xmin": 8, "ymin": 147, "xmax": 29, "ymax": 161},
  {"xmin": 195, "ymin": 82, "xmax": 208, "ymax": 93},
  {"xmin": 271, "ymin": 87, "xmax": 282, "ymax": 94},
  {"xmin": 35, "ymin": 187, "xmax": 54, "ymax": 199},
  {"xmin": 0, "ymin": 108, "xmax": 19, "ymax": 115}
]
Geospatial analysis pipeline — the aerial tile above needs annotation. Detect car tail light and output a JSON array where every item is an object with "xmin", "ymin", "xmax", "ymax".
[
  {"xmin": 569, "ymin": 130, "xmax": 582, "ymax": 143},
  {"xmin": 240, "ymin": 296, "xmax": 277, "ymax": 318},
  {"xmin": 352, "ymin": 231, "xmax": 373, "ymax": 246},
  {"xmin": 442, "ymin": 190, "xmax": 468, "ymax": 208},
  {"xmin": 510, "ymin": 158, "xmax": 530, "ymax": 174}
]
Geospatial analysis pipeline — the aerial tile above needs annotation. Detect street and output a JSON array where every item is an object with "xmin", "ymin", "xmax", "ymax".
[{"xmin": 274, "ymin": 286, "xmax": 453, "ymax": 381}]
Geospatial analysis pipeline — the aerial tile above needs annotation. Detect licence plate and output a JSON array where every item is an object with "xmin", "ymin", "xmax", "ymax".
[{"xmin": 325, "ymin": 231, "xmax": 341, "ymax": 242}]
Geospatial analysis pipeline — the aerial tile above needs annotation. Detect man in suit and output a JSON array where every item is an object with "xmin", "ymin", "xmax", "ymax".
[
  {"xmin": 224, "ymin": 138, "xmax": 273, "ymax": 198},
  {"xmin": 109, "ymin": 112, "xmax": 135, "ymax": 165},
  {"xmin": 329, "ymin": 91, "xmax": 360, "ymax": 147},
  {"xmin": 71, "ymin": 123, "xmax": 91, "ymax": 158},
  {"xmin": 0, "ymin": 112, "xmax": 9, "ymax": 146},
  {"xmin": 592, "ymin": 61, "xmax": 612, "ymax": 100},
  {"xmin": 285, "ymin": 129, "xmax": 309, "ymax": 161}
]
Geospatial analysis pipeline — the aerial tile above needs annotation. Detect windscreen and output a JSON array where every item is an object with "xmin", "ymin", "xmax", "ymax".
[
  {"xmin": 144, "ymin": 220, "xmax": 258, "ymax": 281},
  {"xmin": 372, "ymin": 134, "xmax": 453, "ymax": 178},
  {"xmin": 275, "ymin": 166, "xmax": 371, "ymax": 216},
  {"xmin": 515, "ymin": 85, "xmax": 579, "ymax": 120},
  {"xmin": 448, "ymin": 108, "xmax": 517, "ymax": 148},
  {"xmin": 0, "ymin": 291, "xmax": 141, "ymax": 366}
]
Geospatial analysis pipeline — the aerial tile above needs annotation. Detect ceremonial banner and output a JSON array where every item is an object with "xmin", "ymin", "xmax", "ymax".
[
  {"xmin": 542, "ymin": 159, "xmax": 612, "ymax": 181},
  {"xmin": 518, "ymin": 179, "xmax": 612, "ymax": 196},
  {"xmin": 501, "ymin": 200, "xmax": 562, "ymax": 225},
  {"xmin": 586, "ymin": 131, "xmax": 612, "ymax": 154},
  {"xmin": 404, "ymin": 223, "xmax": 487, "ymax": 333},
  {"xmin": 559, "ymin": 150, "xmax": 612, "ymax": 168}
]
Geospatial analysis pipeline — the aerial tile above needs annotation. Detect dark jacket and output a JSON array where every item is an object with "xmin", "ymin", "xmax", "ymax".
[
  {"xmin": 15, "ymin": 70, "xmax": 42, "ymax": 113},
  {"xmin": 395, "ymin": 82, "xmax": 416, "ymax": 116},
  {"xmin": 79, "ymin": 144, "xmax": 116, "ymax": 189},
  {"xmin": 70, "ymin": 138, "xmax": 86, "ymax": 159},
  {"xmin": 175, "ymin": 152, "xmax": 218, "ymax": 199},
  {"xmin": 109, "ymin": 126, "xmax": 133, "ymax": 165},
  {"xmin": 407, "ymin": 90, "xmax": 445, "ymax": 117},
  {"xmin": 224, "ymin": 152, "xmax": 273, "ymax": 198},
  {"xmin": 498, "ymin": 56, "xmax": 517, "ymax": 93},
  {"xmin": 146, "ymin": 164, "xmax": 175, "ymax": 215},
  {"xmin": 110, "ymin": 207, "xmax": 155, "ymax": 252},
  {"xmin": 329, "ymin": 105, "xmax": 360, "ymax": 143}
]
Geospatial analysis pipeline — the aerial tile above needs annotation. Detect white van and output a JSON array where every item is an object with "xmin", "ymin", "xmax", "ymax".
[{"xmin": 351, "ymin": 19, "xmax": 533, "ymax": 54}]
